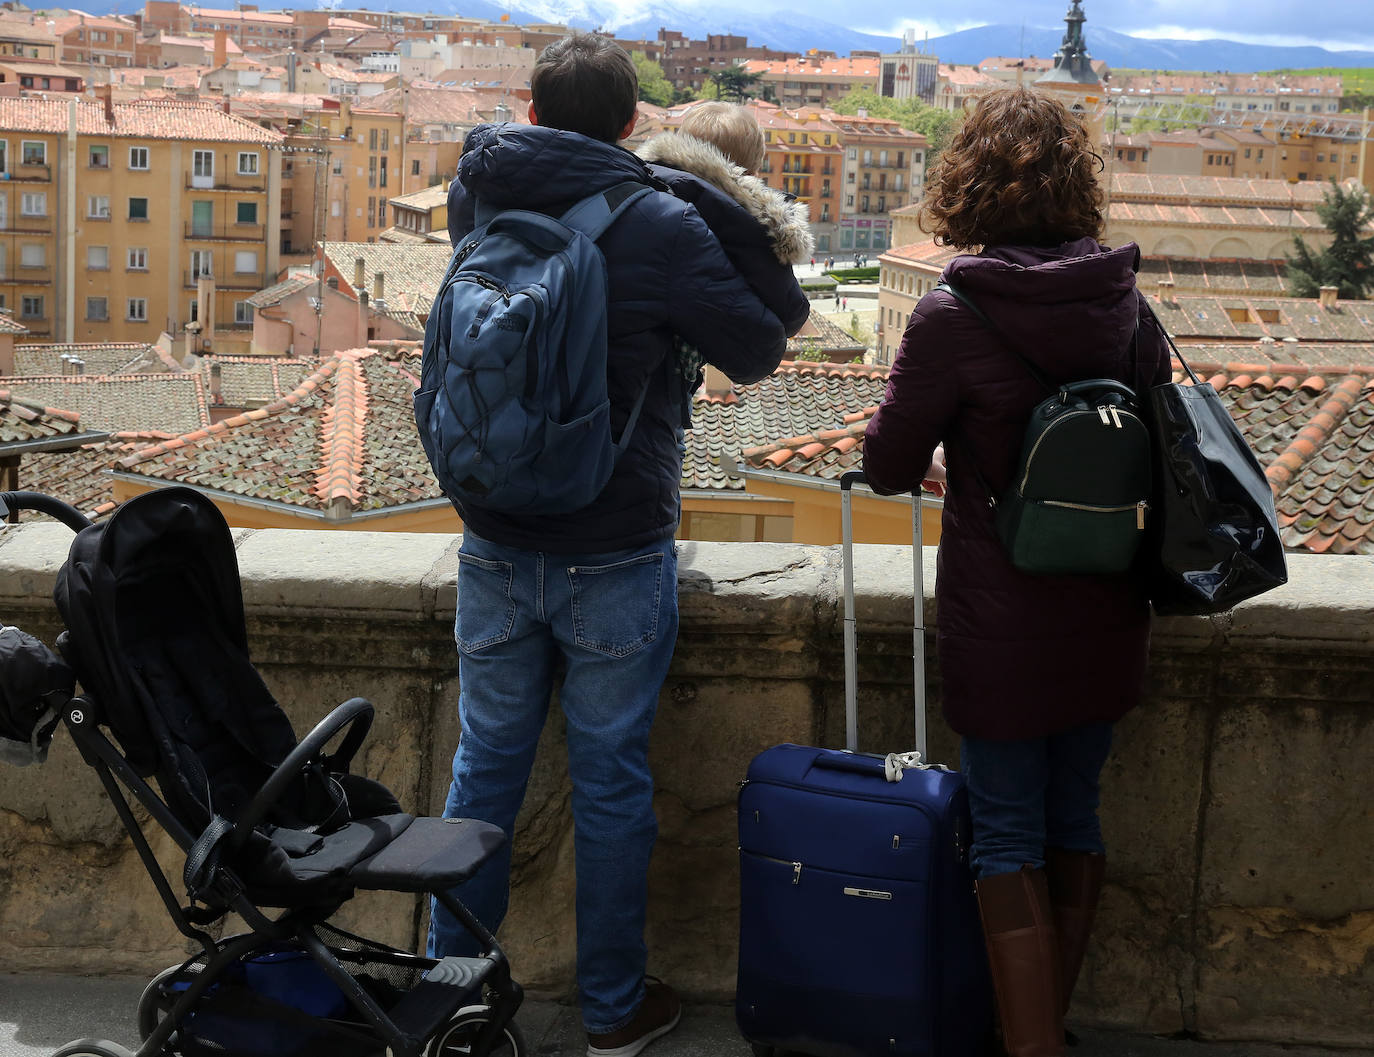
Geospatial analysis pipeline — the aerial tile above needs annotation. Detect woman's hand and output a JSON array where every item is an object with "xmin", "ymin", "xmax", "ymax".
[{"xmin": 922, "ymin": 444, "xmax": 947, "ymax": 498}]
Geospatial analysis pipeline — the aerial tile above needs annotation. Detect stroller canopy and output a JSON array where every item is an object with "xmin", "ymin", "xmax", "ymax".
[{"xmin": 53, "ymin": 487, "xmax": 315, "ymax": 832}]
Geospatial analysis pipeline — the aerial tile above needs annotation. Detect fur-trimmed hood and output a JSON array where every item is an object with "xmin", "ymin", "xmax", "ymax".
[{"xmin": 638, "ymin": 132, "xmax": 814, "ymax": 266}]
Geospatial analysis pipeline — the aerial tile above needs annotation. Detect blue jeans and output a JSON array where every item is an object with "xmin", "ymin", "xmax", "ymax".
[
  {"xmin": 960, "ymin": 722, "xmax": 1114, "ymax": 880},
  {"xmin": 427, "ymin": 531, "xmax": 679, "ymax": 1034}
]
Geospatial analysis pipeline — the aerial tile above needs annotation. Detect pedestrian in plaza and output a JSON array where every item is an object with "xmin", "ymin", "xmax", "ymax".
[{"xmin": 861, "ymin": 86, "xmax": 1172, "ymax": 1057}]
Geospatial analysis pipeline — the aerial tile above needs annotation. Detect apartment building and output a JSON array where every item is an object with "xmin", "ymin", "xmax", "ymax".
[
  {"xmin": 745, "ymin": 103, "xmax": 842, "ymax": 252},
  {"xmin": 653, "ymin": 31, "xmax": 794, "ymax": 95},
  {"xmin": 0, "ymin": 19, "xmax": 60, "ymax": 63},
  {"xmin": 879, "ymin": 32, "xmax": 940, "ymax": 105},
  {"xmin": 1110, "ymin": 73, "xmax": 1344, "ymax": 124},
  {"xmin": 829, "ymin": 111, "xmax": 927, "ymax": 254},
  {"xmin": 0, "ymin": 93, "xmax": 282, "ymax": 347},
  {"xmin": 53, "ymin": 14, "xmax": 137, "ymax": 68},
  {"xmin": 741, "ymin": 56, "xmax": 879, "ymax": 110}
]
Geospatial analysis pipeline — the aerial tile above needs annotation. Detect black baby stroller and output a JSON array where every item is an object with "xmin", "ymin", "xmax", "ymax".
[{"xmin": 0, "ymin": 486, "xmax": 525, "ymax": 1057}]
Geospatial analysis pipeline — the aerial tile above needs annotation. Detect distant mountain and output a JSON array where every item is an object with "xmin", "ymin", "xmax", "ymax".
[
  {"xmin": 921, "ymin": 23, "xmax": 1374, "ymax": 73},
  {"xmin": 105, "ymin": 0, "xmax": 1374, "ymax": 72}
]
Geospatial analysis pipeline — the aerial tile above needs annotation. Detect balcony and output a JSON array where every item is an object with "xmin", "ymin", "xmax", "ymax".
[
  {"xmin": 0, "ymin": 266, "xmax": 53, "ymax": 285},
  {"xmin": 7, "ymin": 163, "xmax": 52, "ymax": 183},
  {"xmin": 0, "ymin": 532, "xmax": 1365, "ymax": 1049},
  {"xmin": 184, "ymin": 172, "xmax": 267, "ymax": 193},
  {"xmin": 184, "ymin": 221, "xmax": 266, "ymax": 242}
]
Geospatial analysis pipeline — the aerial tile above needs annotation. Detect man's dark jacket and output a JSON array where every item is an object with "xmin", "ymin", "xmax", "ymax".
[{"xmin": 445, "ymin": 123, "xmax": 787, "ymax": 553}]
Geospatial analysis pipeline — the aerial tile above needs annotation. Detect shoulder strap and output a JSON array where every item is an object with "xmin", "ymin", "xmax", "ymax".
[
  {"xmin": 937, "ymin": 280, "xmax": 1055, "ymax": 392},
  {"xmin": 559, "ymin": 181, "xmax": 655, "ymax": 241}
]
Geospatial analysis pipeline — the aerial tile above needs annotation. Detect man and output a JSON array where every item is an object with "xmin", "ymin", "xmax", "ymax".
[{"xmin": 429, "ymin": 31, "xmax": 791, "ymax": 1057}]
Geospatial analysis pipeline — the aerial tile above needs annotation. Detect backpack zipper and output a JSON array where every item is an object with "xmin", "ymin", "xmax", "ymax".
[
  {"xmin": 1041, "ymin": 498, "xmax": 1150, "ymax": 530},
  {"xmin": 1018, "ymin": 407, "xmax": 1145, "ymax": 495}
]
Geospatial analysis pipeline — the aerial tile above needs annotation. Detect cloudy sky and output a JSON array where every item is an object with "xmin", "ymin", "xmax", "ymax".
[{"xmin": 750, "ymin": 0, "xmax": 1374, "ymax": 53}]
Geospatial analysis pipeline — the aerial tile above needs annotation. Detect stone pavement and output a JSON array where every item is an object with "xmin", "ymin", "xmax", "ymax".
[{"xmin": 2, "ymin": 973, "xmax": 1367, "ymax": 1057}]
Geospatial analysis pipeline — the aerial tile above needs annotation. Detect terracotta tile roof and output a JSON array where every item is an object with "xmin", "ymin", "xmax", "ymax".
[
  {"xmin": 323, "ymin": 242, "xmax": 450, "ymax": 332},
  {"xmin": 2, "ymin": 374, "xmax": 209, "ymax": 434},
  {"xmin": 743, "ymin": 57, "xmax": 879, "ymax": 79},
  {"xmin": 1110, "ymin": 173, "xmax": 1333, "ymax": 209},
  {"xmin": 739, "ymin": 413, "xmax": 871, "ymax": 480},
  {"xmin": 390, "ymin": 185, "xmax": 449, "ymax": 210},
  {"xmin": 114, "ymin": 345, "xmax": 444, "ymax": 518},
  {"xmin": 0, "ymin": 390, "xmax": 81, "ymax": 445},
  {"xmin": 881, "ymin": 240, "xmax": 961, "ymax": 268},
  {"xmin": 1154, "ymin": 295, "xmax": 1374, "ymax": 343},
  {"xmin": 1138, "ymin": 258, "xmax": 1288, "ymax": 296},
  {"xmin": 14, "ymin": 342, "xmax": 162, "ymax": 377},
  {"xmin": 0, "ymin": 313, "xmax": 28, "ymax": 335},
  {"xmin": 0, "ymin": 97, "xmax": 283, "ymax": 142},
  {"xmin": 245, "ymin": 274, "xmax": 316, "ymax": 308},
  {"xmin": 199, "ymin": 355, "xmax": 316, "ymax": 407},
  {"xmin": 683, "ymin": 360, "xmax": 891, "ymax": 492},
  {"xmin": 786, "ymin": 309, "xmax": 867, "ymax": 360},
  {"xmin": 21, "ymin": 432, "xmax": 171, "ymax": 519}
]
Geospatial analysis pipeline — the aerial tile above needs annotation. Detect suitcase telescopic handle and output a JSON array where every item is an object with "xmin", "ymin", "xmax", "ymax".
[{"xmin": 839, "ymin": 471, "xmax": 926, "ymax": 760}]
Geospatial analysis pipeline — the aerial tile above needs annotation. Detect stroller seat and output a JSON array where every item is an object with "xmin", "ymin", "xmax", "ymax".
[{"xmin": 0, "ymin": 486, "xmax": 525, "ymax": 1057}]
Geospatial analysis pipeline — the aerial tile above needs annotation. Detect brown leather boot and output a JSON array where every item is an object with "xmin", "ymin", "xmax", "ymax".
[
  {"xmin": 1045, "ymin": 849, "xmax": 1106, "ymax": 1017},
  {"xmin": 976, "ymin": 866, "xmax": 1065, "ymax": 1057}
]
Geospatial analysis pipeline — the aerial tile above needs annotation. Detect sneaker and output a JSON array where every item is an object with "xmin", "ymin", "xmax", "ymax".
[{"xmin": 586, "ymin": 978, "xmax": 682, "ymax": 1057}]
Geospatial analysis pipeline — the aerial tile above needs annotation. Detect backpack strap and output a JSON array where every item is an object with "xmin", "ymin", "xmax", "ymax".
[
  {"xmin": 559, "ymin": 181, "xmax": 655, "ymax": 241},
  {"xmin": 937, "ymin": 280, "xmax": 1056, "ymax": 392}
]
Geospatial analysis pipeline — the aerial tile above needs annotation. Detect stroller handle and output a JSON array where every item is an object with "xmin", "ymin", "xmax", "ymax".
[{"xmin": 0, "ymin": 491, "xmax": 93, "ymax": 532}]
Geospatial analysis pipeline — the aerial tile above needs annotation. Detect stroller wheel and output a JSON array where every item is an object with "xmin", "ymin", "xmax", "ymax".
[
  {"xmin": 53, "ymin": 1041, "xmax": 136, "ymax": 1057},
  {"xmin": 427, "ymin": 1005, "xmax": 527, "ymax": 1057},
  {"xmin": 136, "ymin": 965, "xmax": 184, "ymax": 1041}
]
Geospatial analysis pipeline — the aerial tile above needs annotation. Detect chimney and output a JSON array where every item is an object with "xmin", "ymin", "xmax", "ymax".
[
  {"xmin": 209, "ymin": 361, "xmax": 223, "ymax": 403},
  {"xmin": 357, "ymin": 290, "xmax": 370, "ymax": 345},
  {"xmin": 703, "ymin": 364, "xmax": 732, "ymax": 398},
  {"xmin": 95, "ymin": 83, "xmax": 114, "ymax": 123},
  {"xmin": 354, "ymin": 257, "xmax": 366, "ymax": 291},
  {"xmin": 213, "ymin": 29, "xmax": 227, "ymax": 68},
  {"xmin": 1156, "ymin": 278, "xmax": 1175, "ymax": 304},
  {"xmin": 372, "ymin": 272, "xmax": 385, "ymax": 302},
  {"xmin": 1318, "ymin": 285, "xmax": 1339, "ymax": 309}
]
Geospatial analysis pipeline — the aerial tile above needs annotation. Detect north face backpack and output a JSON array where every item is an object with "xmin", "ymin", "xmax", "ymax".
[
  {"xmin": 415, "ymin": 181, "xmax": 654, "ymax": 515},
  {"xmin": 939, "ymin": 281, "xmax": 1152, "ymax": 576}
]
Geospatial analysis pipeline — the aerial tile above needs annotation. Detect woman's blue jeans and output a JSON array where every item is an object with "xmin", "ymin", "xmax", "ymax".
[
  {"xmin": 960, "ymin": 721, "xmax": 1114, "ymax": 880},
  {"xmin": 427, "ymin": 531, "xmax": 679, "ymax": 1035}
]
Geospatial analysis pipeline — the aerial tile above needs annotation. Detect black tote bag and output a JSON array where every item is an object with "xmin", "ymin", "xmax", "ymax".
[{"xmin": 1143, "ymin": 306, "xmax": 1288, "ymax": 615}]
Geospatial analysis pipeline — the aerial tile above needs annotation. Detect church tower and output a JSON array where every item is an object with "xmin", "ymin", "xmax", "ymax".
[{"xmin": 1035, "ymin": 1, "xmax": 1108, "ymax": 187}]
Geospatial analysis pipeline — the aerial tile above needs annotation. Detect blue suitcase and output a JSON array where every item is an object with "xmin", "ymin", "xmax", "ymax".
[{"xmin": 736, "ymin": 471, "xmax": 992, "ymax": 1057}]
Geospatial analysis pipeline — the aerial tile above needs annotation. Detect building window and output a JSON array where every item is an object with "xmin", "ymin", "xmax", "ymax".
[
  {"xmin": 20, "ymin": 140, "xmax": 44, "ymax": 166},
  {"xmin": 411, "ymin": 159, "xmax": 421, "ymax": 176},
  {"xmin": 237, "ymin": 151, "xmax": 259, "ymax": 175},
  {"xmin": 234, "ymin": 250, "xmax": 257, "ymax": 273},
  {"xmin": 234, "ymin": 300, "xmax": 252, "ymax": 324},
  {"xmin": 20, "ymin": 294, "xmax": 42, "ymax": 318},
  {"xmin": 89, "ymin": 144, "xmax": 109, "ymax": 168},
  {"xmin": 128, "ymin": 197, "xmax": 148, "ymax": 220},
  {"xmin": 846, "ymin": 194, "xmax": 854, "ymax": 207},
  {"xmin": 87, "ymin": 195, "xmax": 110, "ymax": 219},
  {"xmin": 85, "ymin": 296, "xmax": 108, "ymax": 321},
  {"xmin": 380, "ymin": 129, "xmax": 389, "ymax": 151},
  {"xmin": 87, "ymin": 245, "xmax": 109, "ymax": 270},
  {"xmin": 379, "ymin": 157, "xmax": 387, "ymax": 188},
  {"xmin": 127, "ymin": 298, "xmax": 147, "ymax": 322},
  {"xmin": 128, "ymin": 247, "xmax": 148, "ymax": 270},
  {"xmin": 190, "ymin": 249, "xmax": 212, "ymax": 279},
  {"xmin": 367, "ymin": 195, "xmax": 376, "ymax": 227},
  {"xmin": 236, "ymin": 201, "xmax": 258, "ymax": 224},
  {"xmin": 126, "ymin": 145, "xmax": 149, "ymax": 170},
  {"xmin": 20, "ymin": 192, "xmax": 44, "ymax": 216},
  {"xmin": 378, "ymin": 197, "xmax": 387, "ymax": 224},
  {"xmin": 368, "ymin": 156, "xmax": 376, "ymax": 189},
  {"xmin": 368, "ymin": 128, "xmax": 378, "ymax": 150},
  {"xmin": 20, "ymin": 244, "xmax": 44, "ymax": 268}
]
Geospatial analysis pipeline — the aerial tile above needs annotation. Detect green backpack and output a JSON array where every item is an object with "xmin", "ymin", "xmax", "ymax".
[{"xmin": 939, "ymin": 281, "xmax": 1151, "ymax": 576}]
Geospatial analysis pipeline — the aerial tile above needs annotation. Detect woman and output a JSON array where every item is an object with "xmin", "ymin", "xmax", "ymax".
[{"xmin": 862, "ymin": 88, "xmax": 1172, "ymax": 1057}]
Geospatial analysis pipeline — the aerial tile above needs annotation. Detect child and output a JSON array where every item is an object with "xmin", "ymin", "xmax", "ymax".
[{"xmin": 638, "ymin": 101, "xmax": 812, "ymax": 416}]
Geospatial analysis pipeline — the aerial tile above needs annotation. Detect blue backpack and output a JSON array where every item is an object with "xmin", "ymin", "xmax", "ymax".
[{"xmin": 415, "ymin": 181, "xmax": 654, "ymax": 515}]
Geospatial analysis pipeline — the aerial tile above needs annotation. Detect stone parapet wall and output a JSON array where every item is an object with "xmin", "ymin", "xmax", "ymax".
[{"xmin": 0, "ymin": 524, "xmax": 1370, "ymax": 1046}]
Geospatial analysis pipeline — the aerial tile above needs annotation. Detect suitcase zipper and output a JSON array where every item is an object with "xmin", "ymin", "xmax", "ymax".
[{"xmin": 752, "ymin": 853, "xmax": 804, "ymax": 884}]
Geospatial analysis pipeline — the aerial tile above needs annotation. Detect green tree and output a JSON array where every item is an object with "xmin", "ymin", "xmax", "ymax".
[
  {"xmin": 631, "ymin": 51, "xmax": 676, "ymax": 108},
  {"xmin": 709, "ymin": 66, "xmax": 763, "ymax": 103},
  {"xmin": 1286, "ymin": 179, "xmax": 1374, "ymax": 300}
]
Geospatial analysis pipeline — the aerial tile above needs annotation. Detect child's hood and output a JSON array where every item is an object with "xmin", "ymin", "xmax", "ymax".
[{"xmin": 637, "ymin": 132, "xmax": 814, "ymax": 265}]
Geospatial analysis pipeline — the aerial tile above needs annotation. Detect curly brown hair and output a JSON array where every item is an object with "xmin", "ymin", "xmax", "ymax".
[{"xmin": 919, "ymin": 87, "xmax": 1105, "ymax": 249}]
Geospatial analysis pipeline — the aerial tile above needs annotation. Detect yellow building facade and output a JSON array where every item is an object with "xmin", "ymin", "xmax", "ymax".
[{"xmin": 0, "ymin": 94, "xmax": 281, "ymax": 349}]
